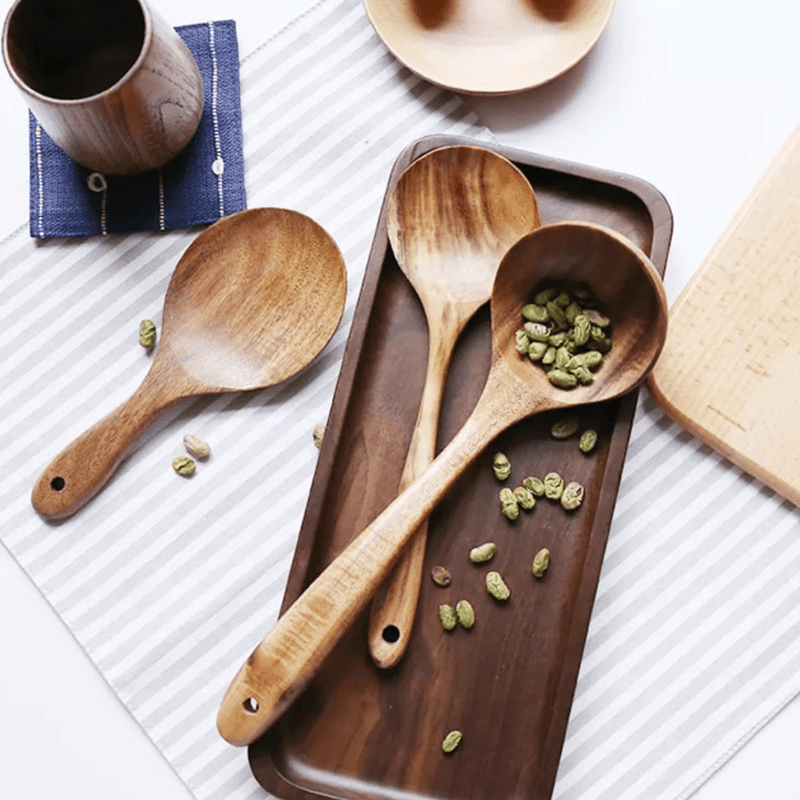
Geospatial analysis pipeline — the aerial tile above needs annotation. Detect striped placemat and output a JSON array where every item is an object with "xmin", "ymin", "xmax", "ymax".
[{"xmin": 0, "ymin": 1, "xmax": 798, "ymax": 799}]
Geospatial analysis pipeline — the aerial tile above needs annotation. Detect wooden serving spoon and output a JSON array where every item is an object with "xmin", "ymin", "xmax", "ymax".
[
  {"xmin": 368, "ymin": 145, "xmax": 540, "ymax": 668},
  {"xmin": 31, "ymin": 208, "xmax": 347, "ymax": 520},
  {"xmin": 216, "ymin": 220, "xmax": 669, "ymax": 747}
]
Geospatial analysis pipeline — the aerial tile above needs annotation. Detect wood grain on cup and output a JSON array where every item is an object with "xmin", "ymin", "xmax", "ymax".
[{"xmin": 2, "ymin": 0, "xmax": 204, "ymax": 174}]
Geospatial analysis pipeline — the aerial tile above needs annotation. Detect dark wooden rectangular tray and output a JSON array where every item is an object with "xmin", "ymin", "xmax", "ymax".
[{"xmin": 248, "ymin": 135, "xmax": 672, "ymax": 800}]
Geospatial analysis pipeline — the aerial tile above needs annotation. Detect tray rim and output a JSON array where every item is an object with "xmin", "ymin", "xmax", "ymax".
[{"xmin": 248, "ymin": 134, "xmax": 674, "ymax": 800}]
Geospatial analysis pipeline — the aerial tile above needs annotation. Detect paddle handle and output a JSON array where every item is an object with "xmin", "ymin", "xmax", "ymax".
[
  {"xmin": 367, "ymin": 315, "xmax": 454, "ymax": 668},
  {"xmin": 31, "ymin": 360, "xmax": 190, "ymax": 520},
  {"xmin": 216, "ymin": 389, "xmax": 509, "ymax": 747}
]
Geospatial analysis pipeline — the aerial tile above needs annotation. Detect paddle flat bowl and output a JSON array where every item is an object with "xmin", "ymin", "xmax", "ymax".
[{"xmin": 31, "ymin": 207, "xmax": 347, "ymax": 520}]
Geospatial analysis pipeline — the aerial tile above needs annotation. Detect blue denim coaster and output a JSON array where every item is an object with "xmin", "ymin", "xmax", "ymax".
[{"xmin": 28, "ymin": 20, "xmax": 247, "ymax": 238}]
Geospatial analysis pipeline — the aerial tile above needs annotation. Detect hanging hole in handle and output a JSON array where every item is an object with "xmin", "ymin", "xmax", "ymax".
[
  {"xmin": 50, "ymin": 476, "xmax": 66, "ymax": 492},
  {"xmin": 382, "ymin": 625, "xmax": 400, "ymax": 643},
  {"xmin": 242, "ymin": 697, "xmax": 259, "ymax": 714}
]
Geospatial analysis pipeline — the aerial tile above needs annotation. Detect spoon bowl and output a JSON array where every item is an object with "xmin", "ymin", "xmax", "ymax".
[
  {"xmin": 216, "ymin": 220, "xmax": 668, "ymax": 747},
  {"xmin": 368, "ymin": 145, "xmax": 540, "ymax": 667},
  {"xmin": 385, "ymin": 145, "xmax": 540, "ymax": 308},
  {"xmin": 31, "ymin": 208, "xmax": 347, "ymax": 520},
  {"xmin": 162, "ymin": 208, "xmax": 346, "ymax": 390}
]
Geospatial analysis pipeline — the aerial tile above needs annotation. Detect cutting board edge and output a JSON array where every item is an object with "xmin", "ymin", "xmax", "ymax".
[
  {"xmin": 647, "ymin": 121, "xmax": 800, "ymax": 510},
  {"xmin": 646, "ymin": 376, "xmax": 800, "ymax": 508}
]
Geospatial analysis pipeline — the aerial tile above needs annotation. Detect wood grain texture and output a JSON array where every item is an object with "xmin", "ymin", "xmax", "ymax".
[
  {"xmin": 368, "ymin": 145, "xmax": 541, "ymax": 668},
  {"xmin": 362, "ymin": 0, "xmax": 616, "ymax": 95},
  {"xmin": 30, "ymin": 208, "xmax": 346, "ymax": 519},
  {"xmin": 216, "ymin": 218, "xmax": 668, "ymax": 746},
  {"xmin": 246, "ymin": 136, "xmax": 673, "ymax": 800},
  {"xmin": 649, "ymin": 123, "xmax": 800, "ymax": 507},
  {"xmin": 2, "ymin": 0, "xmax": 204, "ymax": 174}
]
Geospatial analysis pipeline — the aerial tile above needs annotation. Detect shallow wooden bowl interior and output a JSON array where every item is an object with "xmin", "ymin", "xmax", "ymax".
[{"xmin": 363, "ymin": 0, "xmax": 616, "ymax": 95}]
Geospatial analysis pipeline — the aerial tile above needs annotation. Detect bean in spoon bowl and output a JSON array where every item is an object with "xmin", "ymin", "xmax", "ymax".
[{"xmin": 491, "ymin": 220, "xmax": 668, "ymax": 410}]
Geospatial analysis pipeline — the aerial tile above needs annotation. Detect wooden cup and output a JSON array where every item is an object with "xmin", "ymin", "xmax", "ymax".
[{"xmin": 2, "ymin": 0, "xmax": 204, "ymax": 175}]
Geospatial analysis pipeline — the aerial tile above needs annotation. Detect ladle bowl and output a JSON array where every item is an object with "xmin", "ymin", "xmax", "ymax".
[
  {"xmin": 216, "ymin": 220, "xmax": 668, "ymax": 747},
  {"xmin": 31, "ymin": 208, "xmax": 347, "ymax": 520}
]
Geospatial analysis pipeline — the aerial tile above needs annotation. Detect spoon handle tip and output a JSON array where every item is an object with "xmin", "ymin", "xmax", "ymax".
[
  {"xmin": 31, "ymin": 415, "xmax": 130, "ymax": 520},
  {"xmin": 31, "ymin": 375, "xmax": 182, "ymax": 519},
  {"xmin": 367, "ymin": 520, "xmax": 429, "ymax": 668}
]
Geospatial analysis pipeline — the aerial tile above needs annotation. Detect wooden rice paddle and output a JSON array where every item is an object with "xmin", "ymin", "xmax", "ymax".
[
  {"xmin": 216, "ymin": 220, "xmax": 669, "ymax": 747},
  {"xmin": 31, "ymin": 208, "xmax": 347, "ymax": 520},
  {"xmin": 368, "ymin": 145, "xmax": 540, "ymax": 668}
]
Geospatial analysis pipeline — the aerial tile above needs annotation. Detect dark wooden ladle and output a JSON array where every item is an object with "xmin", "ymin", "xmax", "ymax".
[
  {"xmin": 31, "ymin": 208, "xmax": 347, "ymax": 520},
  {"xmin": 216, "ymin": 220, "xmax": 669, "ymax": 747}
]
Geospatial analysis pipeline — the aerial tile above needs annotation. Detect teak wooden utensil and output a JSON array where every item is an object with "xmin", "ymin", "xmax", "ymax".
[
  {"xmin": 31, "ymin": 208, "xmax": 347, "ymax": 520},
  {"xmin": 362, "ymin": 0, "xmax": 616, "ymax": 95},
  {"xmin": 367, "ymin": 145, "xmax": 540, "ymax": 668},
  {"xmin": 216, "ymin": 220, "xmax": 669, "ymax": 747}
]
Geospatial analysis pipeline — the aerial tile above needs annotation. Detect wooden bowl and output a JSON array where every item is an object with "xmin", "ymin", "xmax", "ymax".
[{"xmin": 362, "ymin": 0, "xmax": 616, "ymax": 95}]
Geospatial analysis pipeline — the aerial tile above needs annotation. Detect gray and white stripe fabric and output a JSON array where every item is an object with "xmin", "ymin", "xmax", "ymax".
[{"xmin": 0, "ymin": 1, "xmax": 798, "ymax": 800}]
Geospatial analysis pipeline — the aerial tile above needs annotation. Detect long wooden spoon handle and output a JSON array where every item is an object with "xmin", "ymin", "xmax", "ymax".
[
  {"xmin": 216, "ymin": 391, "xmax": 510, "ymax": 747},
  {"xmin": 367, "ymin": 322, "xmax": 454, "ymax": 668},
  {"xmin": 31, "ymin": 367, "xmax": 186, "ymax": 520}
]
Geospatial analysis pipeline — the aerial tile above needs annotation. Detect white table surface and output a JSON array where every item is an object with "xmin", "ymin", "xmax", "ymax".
[{"xmin": 1, "ymin": 0, "xmax": 798, "ymax": 797}]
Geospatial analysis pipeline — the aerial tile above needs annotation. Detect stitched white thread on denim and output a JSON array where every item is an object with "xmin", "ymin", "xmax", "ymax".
[
  {"xmin": 209, "ymin": 21, "xmax": 224, "ymax": 217},
  {"xmin": 100, "ymin": 187, "xmax": 107, "ymax": 235},
  {"xmin": 158, "ymin": 168, "xmax": 165, "ymax": 231},
  {"xmin": 86, "ymin": 172, "xmax": 109, "ymax": 235},
  {"xmin": 35, "ymin": 123, "xmax": 44, "ymax": 238}
]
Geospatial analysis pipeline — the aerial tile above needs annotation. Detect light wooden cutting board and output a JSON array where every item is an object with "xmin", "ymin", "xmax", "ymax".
[{"xmin": 648, "ymin": 123, "xmax": 800, "ymax": 507}]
